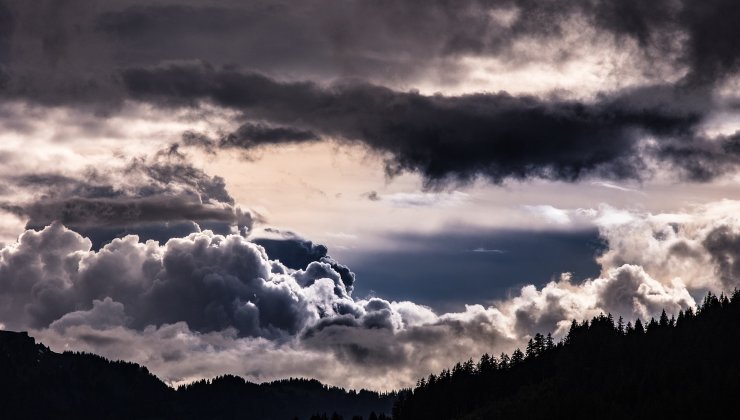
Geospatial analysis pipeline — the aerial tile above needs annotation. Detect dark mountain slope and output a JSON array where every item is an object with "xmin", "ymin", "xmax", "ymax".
[
  {"xmin": 393, "ymin": 292, "xmax": 740, "ymax": 420},
  {"xmin": 7, "ymin": 291, "xmax": 740, "ymax": 420},
  {"xmin": 0, "ymin": 331, "xmax": 173, "ymax": 419},
  {"xmin": 177, "ymin": 376, "xmax": 393, "ymax": 420},
  {"xmin": 0, "ymin": 331, "xmax": 394, "ymax": 420}
]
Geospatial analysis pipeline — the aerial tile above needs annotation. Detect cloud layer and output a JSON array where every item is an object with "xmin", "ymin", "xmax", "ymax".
[
  {"xmin": 2, "ymin": 1, "xmax": 740, "ymax": 185},
  {"xmin": 0, "ymin": 146, "xmax": 254, "ymax": 249},
  {"xmin": 126, "ymin": 63, "xmax": 729, "ymax": 185},
  {"xmin": 4, "ymin": 0, "xmax": 740, "ymax": 90},
  {"xmin": 3, "ymin": 199, "xmax": 740, "ymax": 390}
]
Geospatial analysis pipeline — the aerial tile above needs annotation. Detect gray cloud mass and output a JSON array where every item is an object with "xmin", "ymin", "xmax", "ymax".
[
  {"xmin": 0, "ymin": 148, "xmax": 254, "ymax": 249},
  {"xmin": 126, "ymin": 63, "xmax": 712, "ymax": 185},
  {"xmin": 1, "ymin": 0, "xmax": 740, "ymax": 184},
  {"xmin": 5, "ymin": 201, "xmax": 740, "ymax": 389}
]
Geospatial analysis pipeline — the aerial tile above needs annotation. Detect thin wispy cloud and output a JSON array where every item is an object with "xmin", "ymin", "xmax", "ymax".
[
  {"xmin": 591, "ymin": 181, "xmax": 647, "ymax": 195},
  {"xmin": 469, "ymin": 248, "xmax": 506, "ymax": 254}
]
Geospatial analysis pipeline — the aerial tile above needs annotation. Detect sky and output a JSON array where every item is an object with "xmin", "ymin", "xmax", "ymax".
[{"xmin": 2, "ymin": 0, "xmax": 740, "ymax": 391}]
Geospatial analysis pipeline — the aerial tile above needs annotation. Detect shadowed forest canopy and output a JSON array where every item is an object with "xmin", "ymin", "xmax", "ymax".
[
  {"xmin": 5, "ymin": 292, "xmax": 740, "ymax": 418},
  {"xmin": 393, "ymin": 292, "xmax": 740, "ymax": 419},
  {"xmin": 0, "ymin": 330, "xmax": 395, "ymax": 420}
]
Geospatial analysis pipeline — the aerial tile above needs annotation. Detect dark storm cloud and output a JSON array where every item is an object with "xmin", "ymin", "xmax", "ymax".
[
  {"xmin": 0, "ymin": 0, "xmax": 12, "ymax": 65},
  {"xmin": 0, "ymin": 0, "xmax": 734, "ymax": 98},
  {"xmin": 125, "ymin": 63, "xmax": 711, "ymax": 184},
  {"xmin": 0, "ymin": 0, "xmax": 738, "ymax": 104},
  {"xmin": 88, "ymin": 0, "xmax": 569, "ymax": 83},
  {"xmin": 654, "ymin": 131, "xmax": 740, "ymax": 181},
  {"xmin": 250, "ymin": 228, "xmax": 329, "ymax": 269},
  {"xmin": 702, "ymin": 225, "xmax": 740, "ymax": 289},
  {"xmin": 0, "ymin": 223, "xmax": 336, "ymax": 336},
  {"xmin": 89, "ymin": 0, "xmax": 740, "ymax": 86},
  {"xmin": 129, "ymin": 151, "xmax": 236, "ymax": 205},
  {"xmin": 0, "ymin": 1, "xmax": 739, "ymax": 183},
  {"xmin": 4, "ymin": 196, "xmax": 235, "ymax": 227},
  {"xmin": 2, "ymin": 0, "xmax": 739, "ymax": 89},
  {"xmin": 220, "ymin": 123, "xmax": 319, "ymax": 149},
  {"xmin": 250, "ymin": 228, "xmax": 356, "ymax": 292},
  {"xmin": 183, "ymin": 123, "xmax": 319, "ymax": 154},
  {"xmin": 1, "ymin": 151, "xmax": 254, "ymax": 249},
  {"xmin": 181, "ymin": 130, "xmax": 217, "ymax": 152},
  {"xmin": 559, "ymin": 0, "xmax": 740, "ymax": 85}
]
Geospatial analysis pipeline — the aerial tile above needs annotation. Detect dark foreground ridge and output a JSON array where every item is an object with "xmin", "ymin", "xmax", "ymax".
[
  {"xmin": 393, "ymin": 291, "xmax": 740, "ymax": 420},
  {"xmin": 5, "ymin": 292, "xmax": 740, "ymax": 419},
  {"xmin": 0, "ymin": 330, "xmax": 394, "ymax": 420}
]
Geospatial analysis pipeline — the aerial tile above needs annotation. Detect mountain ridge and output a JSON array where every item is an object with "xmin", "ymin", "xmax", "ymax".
[
  {"xmin": 393, "ymin": 292, "xmax": 740, "ymax": 420},
  {"xmin": 0, "ymin": 330, "xmax": 394, "ymax": 420}
]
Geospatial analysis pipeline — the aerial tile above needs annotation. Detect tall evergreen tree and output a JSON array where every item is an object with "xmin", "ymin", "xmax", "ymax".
[
  {"xmin": 634, "ymin": 318, "xmax": 645, "ymax": 334},
  {"xmin": 499, "ymin": 353, "xmax": 510, "ymax": 369},
  {"xmin": 525, "ymin": 339, "xmax": 536, "ymax": 359},
  {"xmin": 545, "ymin": 333, "xmax": 555, "ymax": 350},
  {"xmin": 659, "ymin": 310, "xmax": 670, "ymax": 327},
  {"xmin": 511, "ymin": 348, "xmax": 524, "ymax": 365}
]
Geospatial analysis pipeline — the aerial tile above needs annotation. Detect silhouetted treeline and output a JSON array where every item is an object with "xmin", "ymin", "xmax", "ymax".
[
  {"xmin": 8, "ymin": 291, "xmax": 740, "ymax": 419},
  {"xmin": 178, "ymin": 375, "xmax": 394, "ymax": 420},
  {"xmin": 0, "ymin": 331, "xmax": 394, "ymax": 420},
  {"xmin": 303, "ymin": 411, "xmax": 390, "ymax": 420},
  {"xmin": 393, "ymin": 291, "xmax": 740, "ymax": 419}
]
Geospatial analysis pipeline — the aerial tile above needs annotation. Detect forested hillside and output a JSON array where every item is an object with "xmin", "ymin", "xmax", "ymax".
[
  {"xmin": 393, "ymin": 292, "xmax": 740, "ymax": 419},
  {"xmin": 6, "ymin": 291, "xmax": 740, "ymax": 419},
  {"xmin": 0, "ymin": 331, "xmax": 394, "ymax": 420}
]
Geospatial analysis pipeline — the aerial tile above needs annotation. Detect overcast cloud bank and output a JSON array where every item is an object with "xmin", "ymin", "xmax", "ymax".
[{"xmin": 3, "ymin": 1, "xmax": 740, "ymax": 186}]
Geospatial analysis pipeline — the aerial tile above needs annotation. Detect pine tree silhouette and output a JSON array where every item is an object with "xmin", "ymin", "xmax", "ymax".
[{"xmin": 394, "ymin": 290, "xmax": 740, "ymax": 420}]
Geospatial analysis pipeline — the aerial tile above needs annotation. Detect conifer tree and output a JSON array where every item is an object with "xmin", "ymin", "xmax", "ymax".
[
  {"xmin": 634, "ymin": 318, "xmax": 645, "ymax": 334},
  {"xmin": 525, "ymin": 339, "xmax": 536, "ymax": 359},
  {"xmin": 478, "ymin": 354, "xmax": 495, "ymax": 373},
  {"xmin": 511, "ymin": 348, "xmax": 524, "ymax": 365},
  {"xmin": 533, "ymin": 333, "xmax": 545, "ymax": 355},
  {"xmin": 659, "ymin": 309, "xmax": 669, "ymax": 327},
  {"xmin": 427, "ymin": 373, "xmax": 437, "ymax": 386},
  {"xmin": 499, "ymin": 353, "xmax": 510, "ymax": 369}
]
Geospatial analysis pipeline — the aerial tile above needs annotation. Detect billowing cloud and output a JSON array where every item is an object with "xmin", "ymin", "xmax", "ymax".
[
  {"xmin": 4, "ymin": 200, "xmax": 740, "ymax": 390},
  {"xmin": 0, "ymin": 223, "xmax": 342, "ymax": 336},
  {"xmin": 594, "ymin": 200, "xmax": 740, "ymax": 293},
  {"xmin": 249, "ymin": 227, "xmax": 355, "ymax": 292},
  {"xmin": 0, "ymin": 223, "xmax": 518, "ymax": 389}
]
